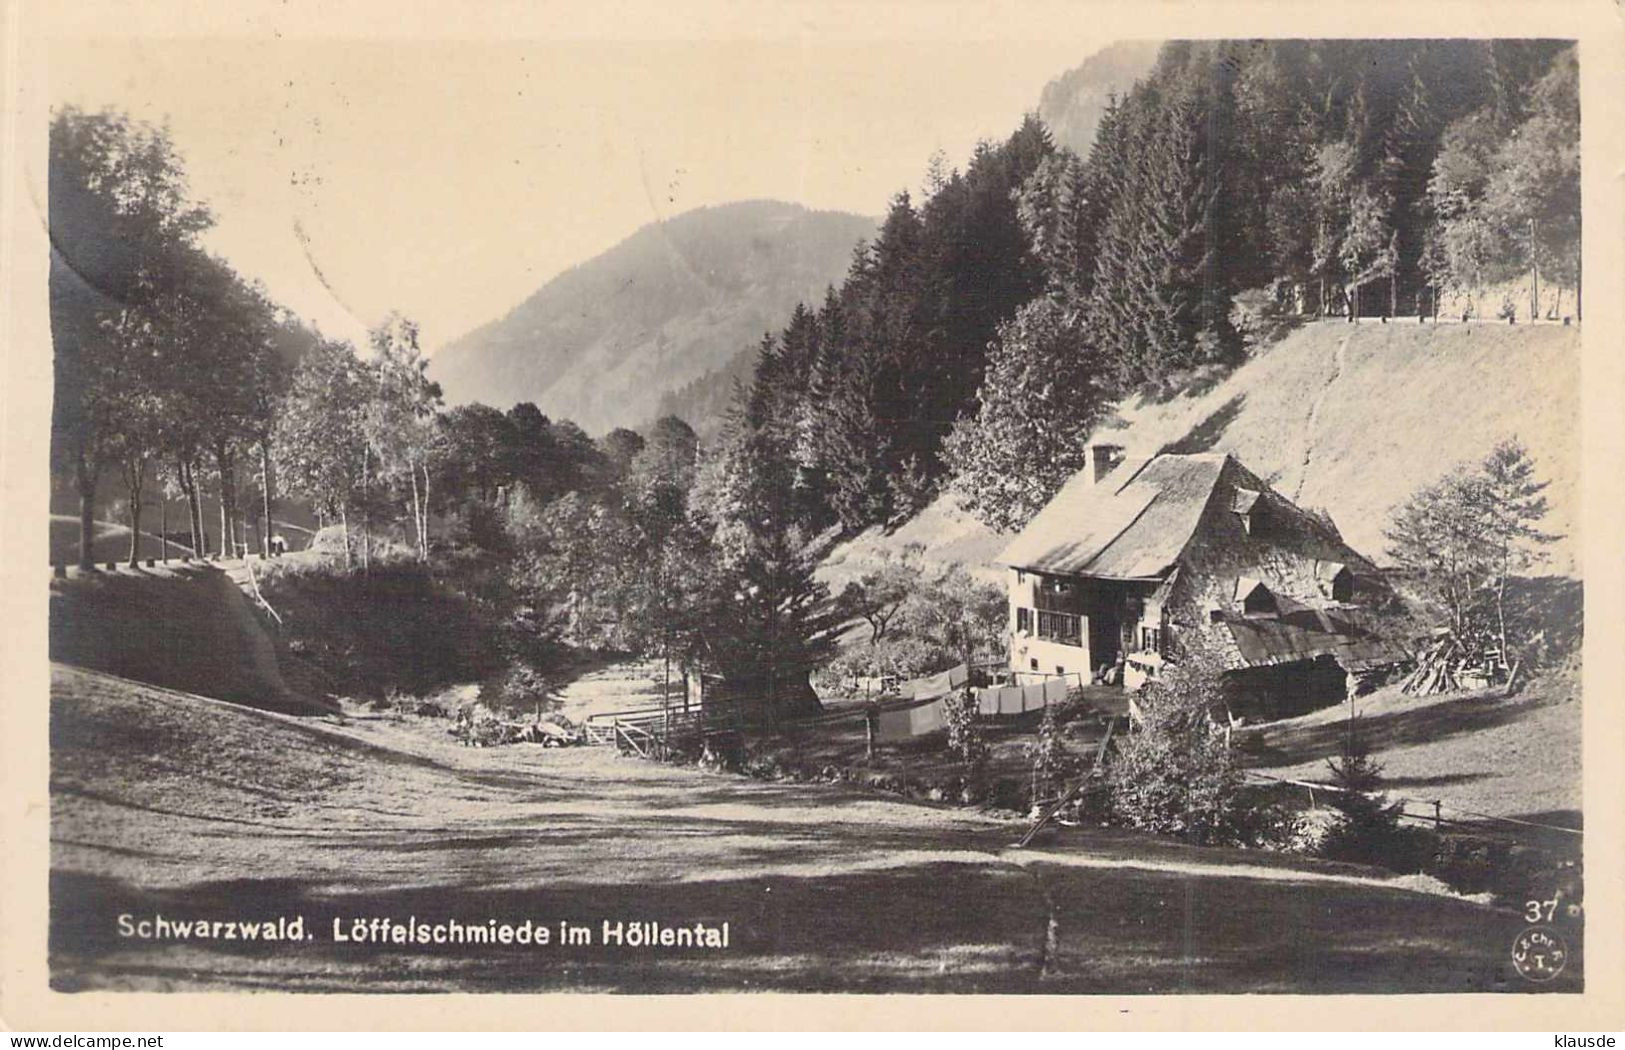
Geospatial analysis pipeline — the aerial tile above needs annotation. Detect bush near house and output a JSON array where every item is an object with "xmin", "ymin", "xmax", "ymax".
[{"xmin": 1103, "ymin": 640, "xmax": 1250, "ymax": 845}]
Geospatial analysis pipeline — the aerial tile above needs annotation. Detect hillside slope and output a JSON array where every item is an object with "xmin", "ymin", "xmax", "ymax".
[
  {"xmin": 48, "ymin": 565, "xmax": 329, "ymax": 715},
  {"xmin": 820, "ymin": 321, "xmax": 1580, "ymax": 588},
  {"xmin": 429, "ymin": 200, "xmax": 875, "ymax": 435}
]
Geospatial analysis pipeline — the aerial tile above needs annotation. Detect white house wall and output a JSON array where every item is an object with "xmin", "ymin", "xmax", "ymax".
[{"xmin": 1007, "ymin": 568, "xmax": 1092, "ymax": 683}]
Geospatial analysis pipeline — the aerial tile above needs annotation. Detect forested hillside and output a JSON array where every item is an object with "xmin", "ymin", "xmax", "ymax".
[
  {"xmin": 722, "ymin": 39, "xmax": 1579, "ymax": 539},
  {"xmin": 428, "ymin": 201, "xmax": 876, "ymax": 435}
]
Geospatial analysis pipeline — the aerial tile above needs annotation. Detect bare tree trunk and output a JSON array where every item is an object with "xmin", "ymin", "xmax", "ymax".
[
  {"xmin": 215, "ymin": 444, "xmax": 239, "ymax": 558},
  {"xmin": 420, "ymin": 462, "xmax": 431, "ymax": 559},
  {"xmin": 1494, "ymin": 544, "xmax": 1513, "ymax": 680},
  {"xmin": 76, "ymin": 455, "xmax": 98, "ymax": 570},
  {"xmin": 194, "ymin": 461, "xmax": 210, "ymax": 556},
  {"xmin": 124, "ymin": 455, "xmax": 146, "ymax": 567},
  {"xmin": 339, "ymin": 502, "xmax": 353, "ymax": 571},
  {"xmin": 408, "ymin": 462, "xmax": 424, "ymax": 562},
  {"xmin": 360, "ymin": 445, "xmax": 371, "ymax": 572},
  {"xmin": 160, "ymin": 493, "xmax": 169, "ymax": 562},
  {"xmin": 260, "ymin": 439, "xmax": 274, "ymax": 557},
  {"xmin": 178, "ymin": 458, "xmax": 203, "ymax": 557},
  {"xmin": 180, "ymin": 460, "xmax": 193, "ymax": 554}
]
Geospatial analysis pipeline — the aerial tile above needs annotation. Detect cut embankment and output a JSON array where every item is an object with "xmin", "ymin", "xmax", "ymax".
[{"xmin": 49, "ymin": 565, "xmax": 331, "ymax": 715}]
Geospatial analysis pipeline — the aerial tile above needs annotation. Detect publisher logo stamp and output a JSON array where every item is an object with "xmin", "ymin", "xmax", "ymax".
[{"xmin": 1511, "ymin": 926, "xmax": 1568, "ymax": 983}]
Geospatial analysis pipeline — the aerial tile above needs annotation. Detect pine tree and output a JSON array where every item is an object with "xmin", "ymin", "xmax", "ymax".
[
  {"xmin": 1321, "ymin": 717, "xmax": 1405, "ymax": 864},
  {"xmin": 700, "ymin": 398, "xmax": 840, "ymax": 725},
  {"xmin": 1460, "ymin": 439, "xmax": 1557, "ymax": 675},
  {"xmin": 1385, "ymin": 438, "xmax": 1555, "ymax": 680},
  {"xmin": 819, "ymin": 346, "xmax": 893, "ymax": 531},
  {"xmin": 1121, "ymin": 79, "xmax": 1237, "ymax": 387},
  {"xmin": 1482, "ymin": 47, "xmax": 1580, "ymax": 319},
  {"xmin": 942, "ymin": 296, "xmax": 1111, "ymax": 533}
]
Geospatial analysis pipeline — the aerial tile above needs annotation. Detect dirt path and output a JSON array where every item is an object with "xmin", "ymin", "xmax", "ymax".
[
  {"xmin": 49, "ymin": 665, "xmax": 1556, "ymax": 994},
  {"xmin": 1293, "ymin": 332, "xmax": 1351, "ymax": 501},
  {"xmin": 551, "ymin": 659, "xmax": 677, "ymax": 723}
]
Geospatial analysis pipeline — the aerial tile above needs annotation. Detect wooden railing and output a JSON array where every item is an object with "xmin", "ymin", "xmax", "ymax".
[{"xmin": 583, "ymin": 702, "xmax": 733, "ymax": 755}]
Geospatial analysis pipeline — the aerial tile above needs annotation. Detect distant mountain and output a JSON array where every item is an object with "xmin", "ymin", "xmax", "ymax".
[
  {"xmin": 430, "ymin": 201, "xmax": 876, "ymax": 435},
  {"xmin": 1037, "ymin": 40, "xmax": 1162, "ymax": 155}
]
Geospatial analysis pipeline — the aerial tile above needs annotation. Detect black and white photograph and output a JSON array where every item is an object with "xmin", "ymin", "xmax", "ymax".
[{"xmin": 5, "ymin": 0, "xmax": 1624, "ymax": 1027}]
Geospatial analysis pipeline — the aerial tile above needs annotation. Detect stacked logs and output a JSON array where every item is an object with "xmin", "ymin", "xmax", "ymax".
[
  {"xmin": 1400, "ymin": 634, "xmax": 1464, "ymax": 694},
  {"xmin": 1400, "ymin": 631, "xmax": 1509, "ymax": 695}
]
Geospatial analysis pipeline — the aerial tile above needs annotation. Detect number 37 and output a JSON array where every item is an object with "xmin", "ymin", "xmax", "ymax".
[{"xmin": 1525, "ymin": 896, "xmax": 1559, "ymax": 923}]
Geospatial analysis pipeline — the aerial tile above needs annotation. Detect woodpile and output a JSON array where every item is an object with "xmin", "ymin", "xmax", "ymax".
[
  {"xmin": 452, "ymin": 712, "xmax": 580, "ymax": 748},
  {"xmin": 1400, "ymin": 631, "xmax": 1506, "ymax": 695}
]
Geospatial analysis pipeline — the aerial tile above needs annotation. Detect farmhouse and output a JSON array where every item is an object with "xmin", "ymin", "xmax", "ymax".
[{"xmin": 998, "ymin": 447, "xmax": 1411, "ymax": 718}]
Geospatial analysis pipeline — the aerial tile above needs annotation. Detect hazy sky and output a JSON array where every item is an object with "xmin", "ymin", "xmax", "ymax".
[{"xmin": 48, "ymin": 31, "xmax": 1109, "ymax": 352}]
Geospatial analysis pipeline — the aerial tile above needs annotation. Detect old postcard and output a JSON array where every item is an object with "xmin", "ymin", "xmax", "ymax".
[{"xmin": 3, "ymin": 0, "xmax": 1623, "ymax": 1032}]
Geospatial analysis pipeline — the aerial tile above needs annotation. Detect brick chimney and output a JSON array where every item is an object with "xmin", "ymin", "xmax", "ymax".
[{"xmin": 1089, "ymin": 443, "xmax": 1125, "ymax": 484}]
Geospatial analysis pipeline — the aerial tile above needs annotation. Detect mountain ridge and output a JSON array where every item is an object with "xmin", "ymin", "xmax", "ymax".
[
  {"xmin": 1036, "ymin": 39, "xmax": 1162, "ymax": 155},
  {"xmin": 430, "ymin": 200, "xmax": 875, "ymax": 435}
]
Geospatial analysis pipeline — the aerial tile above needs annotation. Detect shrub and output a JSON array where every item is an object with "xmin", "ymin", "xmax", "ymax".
[
  {"xmin": 1105, "ymin": 647, "xmax": 1246, "ymax": 845},
  {"xmin": 817, "ymin": 635, "xmax": 943, "ymax": 693},
  {"xmin": 1026, "ymin": 702, "xmax": 1079, "ymax": 813},
  {"xmin": 943, "ymin": 688, "xmax": 987, "ymax": 774},
  {"xmin": 480, "ymin": 662, "xmax": 560, "ymax": 720},
  {"xmin": 1231, "ymin": 282, "xmax": 1306, "ymax": 347}
]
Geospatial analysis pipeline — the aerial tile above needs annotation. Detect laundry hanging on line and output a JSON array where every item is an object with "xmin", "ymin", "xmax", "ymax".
[
  {"xmin": 976, "ymin": 676, "xmax": 1070, "ymax": 717},
  {"xmin": 875, "ymin": 674, "xmax": 1072, "ymax": 742}
]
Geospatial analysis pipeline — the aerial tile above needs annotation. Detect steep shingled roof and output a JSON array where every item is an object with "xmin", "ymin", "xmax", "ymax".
[
  {"xmin": 1212, "ymin": 606, "xmax": 1412, "ymax": 673},
  {"xmin": 997, "ymin": 454, "xmax": 1229, "ymax": 578}
]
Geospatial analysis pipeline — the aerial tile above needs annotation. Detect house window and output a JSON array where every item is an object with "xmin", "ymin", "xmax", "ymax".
[
  {"xmin": 1056, "ymin": 666, "xmax": 1066, "ymax": 676},
  {"xmin": 1015, "ymin": 607, "xmax": 1033, "ymax": 634},
  {"xmin": 1140, "ymin": 626, "xmax": 1163, "ymax": 654},
  {"xmin": 1016, "ymin": 570, "xmax": 1026, "ymax": 584},
  {"xmin": 1030, "ymin": 658, "xmax": 1039, "ymax": 671},
  {"xmin": 1233, "ymin": 489, "xmax": 1263, "ymax": 536},
  {"xmin": 1036, "ymin": 610, "xmax": 1082, "ymax": 646}
]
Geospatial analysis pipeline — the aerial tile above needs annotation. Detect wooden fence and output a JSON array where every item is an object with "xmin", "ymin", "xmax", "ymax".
[
  {"xmin": 1243, "ymin": 770, "xmax": 1582, "ymax": 838},
  {"xmin": 582, "ymin": 700, "xmax": 761, "ymax": 756}
]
